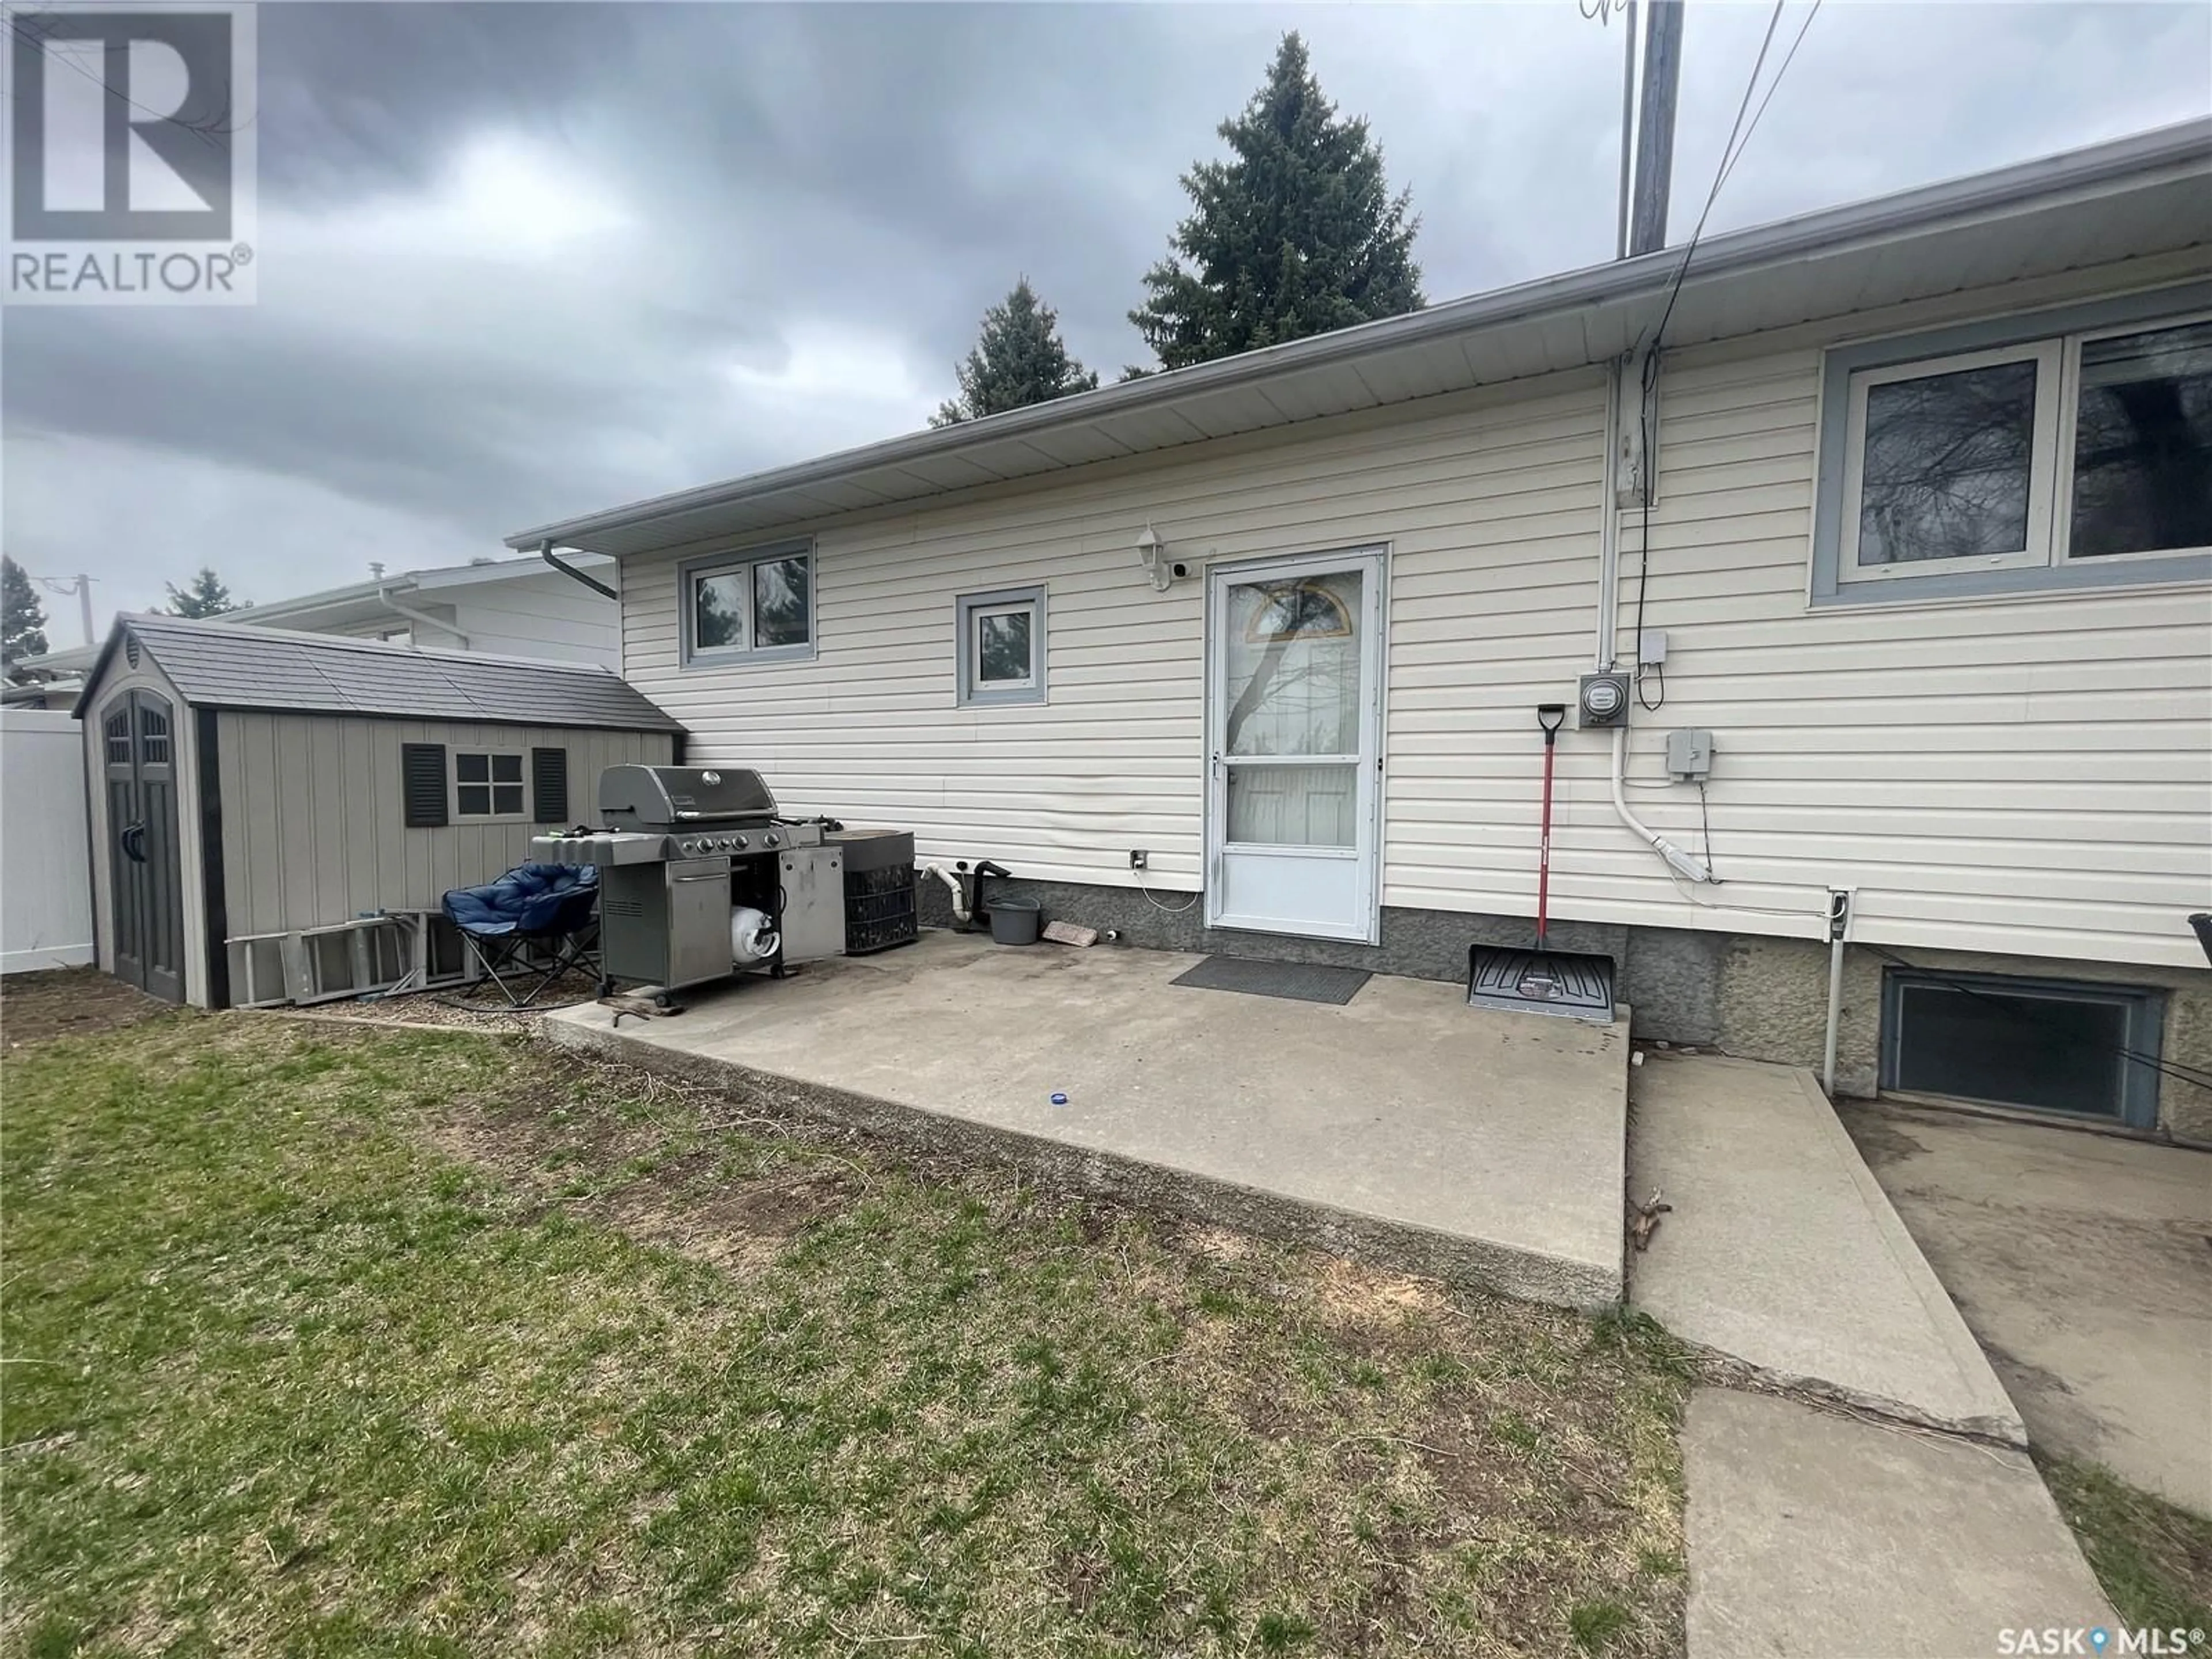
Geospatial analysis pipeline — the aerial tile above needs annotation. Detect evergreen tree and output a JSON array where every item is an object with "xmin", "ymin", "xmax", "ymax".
[
  {"xmin": 2, "ymin": 557, "xmax": 50, "ymax": 684},
  {"xmin": 1129, "ymin": 33, "xmax": 1423, "ymax": 372},
  {"xmin": 931, "ymin": 278, "xmax": 1099, "ymax": 427},
  {"xmin": 163, "ymin": 566, "xmax": 248, "ymax": 618}
]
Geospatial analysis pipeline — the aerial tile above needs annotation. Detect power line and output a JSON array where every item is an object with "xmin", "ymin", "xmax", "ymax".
[
  {"xmin": 1, "ymin": 7, "xmax": 239, "ymax": 149},
  {"xmin": 1627, "ymin": 0, "xmax": 1821, "ymax": 712},
  {"xmin": 1638, "ymin": 0, "xmax": 1791, "ymax": 357},
  {"xmin": 1717, "ymin": 0, "xmax": 1824, "ymax": 201}
]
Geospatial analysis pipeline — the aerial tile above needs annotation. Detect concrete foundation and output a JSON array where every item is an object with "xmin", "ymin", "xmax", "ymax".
[
  {"xmin": 926, "ymin": 877, "xmax": 2212, "ymax": 1139},
  {"xmin": 547, "ymin": 930, "xmax": 1631, "ymax": 1308}
]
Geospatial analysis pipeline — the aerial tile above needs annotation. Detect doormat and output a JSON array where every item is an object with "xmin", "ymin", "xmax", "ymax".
[{"xmin": 1169, "ymin": 955, "xmax": 1371, "ymax": 1005}]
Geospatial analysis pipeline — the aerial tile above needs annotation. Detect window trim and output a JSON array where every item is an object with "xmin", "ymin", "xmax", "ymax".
[
  {"xmin": 451, "ymin": 749, "xmax": 529, "ymax": 823},
  {"xmin": 1810, "ymin": 279, "xmax": 2212, "ymax": 606},
  {"xmin": 956, "ymin": 585, "xmax": 1047, "ymax": 708},
  {"xmin": 1836, "ymin": 339, "xmax": 2062, "ymax": 584},
  {"xmin": 679, "ymin": 539, "xmax": 817, "ymax": 669}
]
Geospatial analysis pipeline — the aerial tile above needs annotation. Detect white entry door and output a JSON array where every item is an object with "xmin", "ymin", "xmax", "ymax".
[{"xmin": 1206, "ymin": 547, "xmax": 1385, "ymax": 944}]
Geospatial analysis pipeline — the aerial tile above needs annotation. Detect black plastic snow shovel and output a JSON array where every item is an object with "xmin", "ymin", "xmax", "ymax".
[{"xmin": 1467, "ymin": 704, "xmax": 1618, "ymax": 1022}]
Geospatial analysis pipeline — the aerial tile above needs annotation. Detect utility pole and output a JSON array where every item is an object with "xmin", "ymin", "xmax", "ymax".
[
  {"xmin": 1627, "ymin": 0, "xmax": 1685, "ymax": 257},
  {"xmin": 74, "ymin": 574, "xmax": 93, "ymax": 646}
]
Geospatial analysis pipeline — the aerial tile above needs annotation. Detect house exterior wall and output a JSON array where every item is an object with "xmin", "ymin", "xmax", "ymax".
[
  {"xmin": 81, "ymin": 656, "xmax": 210, "ymax": 1006},
  {"xmin": 214, "ymin": 713, "xmax": 672, "ymax": 941},
  {"xmin": 442, "ymin": 568, "xmax": 622, "ymax": 668},
  {"xmin": 619, "ymin": 256, "xmax": 2210, "ymax": 990}
]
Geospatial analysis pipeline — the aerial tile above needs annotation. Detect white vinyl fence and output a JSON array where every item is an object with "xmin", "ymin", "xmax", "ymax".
[{"xmin": 2, "ymin": 709, "xmax": 94, "ymax": 974}]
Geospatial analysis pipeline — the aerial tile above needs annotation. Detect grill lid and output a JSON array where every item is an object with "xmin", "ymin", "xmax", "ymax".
[{"xmin": 599, "ymin": 763, "xmax": 778, "ymax": 827}]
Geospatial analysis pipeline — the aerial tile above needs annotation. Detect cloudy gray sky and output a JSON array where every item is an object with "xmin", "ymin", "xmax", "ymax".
[{"xmin": 5, "ymin": 0, "xmax": 2207, "ymax": 639}]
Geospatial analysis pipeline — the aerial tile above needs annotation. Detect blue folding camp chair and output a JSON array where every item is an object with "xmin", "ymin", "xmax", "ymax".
[{"xmin": 441, "ymin": 862, "xmax": 600, "ymax": 1007}]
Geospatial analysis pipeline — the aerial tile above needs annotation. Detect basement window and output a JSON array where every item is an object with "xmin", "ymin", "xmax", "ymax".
[
  {"xmin": 454, "ymin": 751, "xmax": 526, "ymax": 819},
  {"xmin": 1878, "ymin": 968, "xmax": 2164, "ymax": 1128},
  {"xmin": 956, "ymin": 586, "xmax": 1046, "ymax": 707},
  {"xmin": 681, "ymin": 541, "xmax": 815, "ymax": 666}
]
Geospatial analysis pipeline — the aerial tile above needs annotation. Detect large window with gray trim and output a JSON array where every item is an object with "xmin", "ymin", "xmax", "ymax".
[
  {"xmin": 1811, "ymin": 287, "xmax": 2212, "ymax": 604},
  {"xmin": 956, "ymin": 586, "xmax": 1046, "ymax": 707},
  {"xmin": 680, "ymin": 541, "xmax": 815, "ymax": 666}
]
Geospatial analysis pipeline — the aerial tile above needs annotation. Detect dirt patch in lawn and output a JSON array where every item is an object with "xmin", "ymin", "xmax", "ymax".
[
  {"xmin": 423, "ymin": 1055, "xmax": 862, "ymax": 1273},
  {"xmin": 1, "ymin": 966, "xmax": 172, "ymax": 1047}
]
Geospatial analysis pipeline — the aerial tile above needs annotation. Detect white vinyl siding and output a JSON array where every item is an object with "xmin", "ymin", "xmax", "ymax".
[{"xmin": 617, "ymin": 264, "xmax": 2211, "ymax": 973}]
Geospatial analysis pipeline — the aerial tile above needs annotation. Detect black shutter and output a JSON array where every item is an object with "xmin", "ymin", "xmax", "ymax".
[
  {"xmin": 401, "ymin": 743, "xmax": 448, "ymax": 828},
  {"xmin": 531, "ymin": 747, "xmax": 570, "ymax": 825}
]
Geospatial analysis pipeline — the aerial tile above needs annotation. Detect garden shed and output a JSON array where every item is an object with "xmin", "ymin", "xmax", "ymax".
[{"xmin": 73, "ymin": 612, "xmax": 684, "ymax": 1009}]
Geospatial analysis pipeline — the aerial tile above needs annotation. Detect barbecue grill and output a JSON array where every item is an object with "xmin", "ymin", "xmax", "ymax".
[{"xmin": 533, "ymin": 764, "xmax": 843, "ymax": 995}]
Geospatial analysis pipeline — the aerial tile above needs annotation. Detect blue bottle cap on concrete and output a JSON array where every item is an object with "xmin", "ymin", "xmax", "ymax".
[{"xmin": 1050, "ymin": 1092, "xmax": 1069, "ymax": 1105}]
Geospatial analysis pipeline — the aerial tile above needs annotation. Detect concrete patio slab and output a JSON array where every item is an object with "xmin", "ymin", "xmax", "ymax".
[
  {"xmin": 1684, "ymin": 1388, "xmax": 2112, "ymax": 1659},
  {"xmin": 1628, "ymin": 1052, "xmax": 2024, "ymax": 1444},
  {"xmin": 1842, "ymin": 1099, "xmax": 2212, "ymax": 1515},
  {"xmin": 545, "ymin": 930, "xmax": 1630, "ymax": 1307}
]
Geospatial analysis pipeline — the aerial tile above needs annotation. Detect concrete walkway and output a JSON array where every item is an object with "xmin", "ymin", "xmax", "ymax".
[
  {"xmin": 547, "ymin": 931, "xmax": 1630, "ymax": 1306},
  {"xmin": 1685, "ymin": 1389, "xmax": 2113, "ymax": 1658},
  {"xmin": 1628, "ymin": 1052, "xmax": 2024, "ymax": 1443},
  {"xmin": 1843, "ymin": 1099, "xmax": 2212, "ymax": 1515}
]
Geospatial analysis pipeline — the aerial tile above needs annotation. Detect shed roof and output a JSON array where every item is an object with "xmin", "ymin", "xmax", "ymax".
[
  {"xmin": 73, "ymin": 613, "xmax": 684, "ymax": 733},
  {"xmin": 505, "ymin": 119, "xmax": 2212, "ymax": 559}
]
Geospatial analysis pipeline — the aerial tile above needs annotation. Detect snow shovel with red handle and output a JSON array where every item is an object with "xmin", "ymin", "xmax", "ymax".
[{"xmin": 1466, "ymin": 703, "xmax": 1619, "ymax": 1021}]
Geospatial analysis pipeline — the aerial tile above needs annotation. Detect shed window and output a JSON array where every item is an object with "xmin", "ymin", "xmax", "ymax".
[
  {"xmin": 1831, "ymin": 307, "xmax": 2211, "ymax": 593},
  {"xmin": 956, "ymin": 586, "xmax": 1046, "ymax": 707},
  {"xmin": 682, "ymin": 543, "xmax": 814, "ymax": 666},
  {"xmin": 1878, "ymin": 968, "xmax": 2164, "ymax": 1128},
  {"xmin": 454, "ymin": 751, "xmax": 525, "ymax": 819}
]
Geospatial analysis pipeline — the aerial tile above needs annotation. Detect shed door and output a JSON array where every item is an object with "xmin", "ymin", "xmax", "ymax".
[{"xmin": 102, "ymin": 691, "xmax": 185, "ymax": 1002}]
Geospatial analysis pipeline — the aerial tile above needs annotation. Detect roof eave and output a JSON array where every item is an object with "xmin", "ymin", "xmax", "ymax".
[{"xmin": 502, "ymin": 118, "xmax": 2212, "ymax": 556}]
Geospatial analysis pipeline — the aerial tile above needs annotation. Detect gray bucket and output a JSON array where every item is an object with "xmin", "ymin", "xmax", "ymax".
[{"xmin": 988, "ymin": 895, "xmax": 1043, "ymax": 946}]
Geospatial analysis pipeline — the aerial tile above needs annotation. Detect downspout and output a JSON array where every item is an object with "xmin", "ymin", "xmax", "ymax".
[
  {"xmin": 1595, "ymin": 359, "xmax": 1624, "ymax": 671},
  {"xmin": 1597, "ymin": 353, "xmax": 1714, "ymax": 887},
  {"xmin": 539, "ymin": 539, "xmax": 618, "ymax": 601},
  {"xmin": 376, "ymin": 581, "xmax": 463, "ymax": 649}
]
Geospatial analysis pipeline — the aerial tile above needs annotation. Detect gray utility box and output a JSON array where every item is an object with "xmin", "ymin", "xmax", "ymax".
[
  {"xmin": 601, "ymin": 855, "xmax": 736, "ymax": 991},
  {"xmin": 1665, "ymin": 728, "xmax": 1715, "ymax": 782},
  {"xmin": 777, "ymin": 846, "xmax": 846, "ymax": 963}
]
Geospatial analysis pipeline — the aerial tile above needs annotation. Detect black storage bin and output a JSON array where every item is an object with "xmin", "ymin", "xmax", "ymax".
[{"xmin": 831, "ymin": 829, "xmax": 917, "ymax": 955}]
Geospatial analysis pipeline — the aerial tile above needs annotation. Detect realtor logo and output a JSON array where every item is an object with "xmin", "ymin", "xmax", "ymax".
[{"xmin": 5, "ymin": 3, "xmax": 257, "ymax": 304}]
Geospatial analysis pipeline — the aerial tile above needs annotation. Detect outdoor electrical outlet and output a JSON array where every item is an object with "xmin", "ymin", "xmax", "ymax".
[{"xmin": 1128, "ymin": 850, "xmax": 1148, "ymax": 870}]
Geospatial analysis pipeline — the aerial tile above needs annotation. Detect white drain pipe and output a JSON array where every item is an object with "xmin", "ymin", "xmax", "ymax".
[
  {"xmin": 1609, "ymin": 728, "xmax": 1714, "ymax": 884},
  {"xmin": 923, "ymin": 863, "xmax": 969, "ymax": 923}
]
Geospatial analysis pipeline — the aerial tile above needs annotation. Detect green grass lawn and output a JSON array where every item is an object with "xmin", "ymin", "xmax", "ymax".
[
  {"xmin": 2, "ymin": 1010, "xmax": 1690, "ymax": 1657},
  {"xmin": 2039, "ymin": 1453, "xmax": 2212, "ymax": 1639}
]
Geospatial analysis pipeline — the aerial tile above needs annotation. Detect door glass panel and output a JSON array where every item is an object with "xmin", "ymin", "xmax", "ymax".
[
  {"xmin": 1224, "ymin": 571, "xmax": 1362, "ymax": 756},
  {"xmin": 1228, "ymin": 762, "xmax": 1357, "ymax": 846},
  {"xmin": 1856, "ymin": 358, "xmax": 2039, "ymax": 565}
]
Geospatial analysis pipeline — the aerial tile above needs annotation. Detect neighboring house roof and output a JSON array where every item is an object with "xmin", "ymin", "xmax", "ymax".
[
  {"xmin": 506, "ymin": 119, "xmax": 2212, "ymax": 559},
  {"xmin": 19, "ymin": 550, "xmax": 616, "ymax": 676},
  {"xmin": 73, "ymin": 612, "xmax": 683, "ymax": 733}
]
